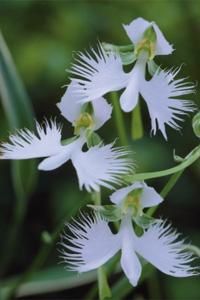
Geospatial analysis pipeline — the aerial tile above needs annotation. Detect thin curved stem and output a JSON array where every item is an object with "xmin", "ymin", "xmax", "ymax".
[{"xmin": 126, "ymin": 145, "xmax": 200, "ymax": 182}]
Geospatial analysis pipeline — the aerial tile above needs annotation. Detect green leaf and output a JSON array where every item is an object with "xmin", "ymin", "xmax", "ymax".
[
  {"xmin": 0, "ymin": 31, "xmax": 37, "ymax": 275},
  {"xmin": 98, "ymin": 266, "xmax": 112, "ymax": 300},
  {"xmin": 0, "ymin": 266, "xmax": 97, "ymax": 298},
  {"xmin": 0, "ymin": 31, "xmax": 37, "ymax": 197}
]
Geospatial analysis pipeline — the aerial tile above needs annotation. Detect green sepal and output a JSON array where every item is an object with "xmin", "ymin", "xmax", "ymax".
[
  {"xmin": 147, "ymin": 60, "xmax": 160, "ymax": 76},
  {"xmin": 119, "ymin": 52, "xmax": 137, "ymax": 66},
  {"xmin": 80, "ymin": 102, "xmax": 93, "ymax": 114},
  {"xmin": 143, "ymin": 25, "xmax": 157, "ymax": 44},
  {"xmin": 133, "ymin": 213, "xmax": 159, "ymax": 229},
  {"xmin": 102, "ymin": 42, "xmax": 136, "ymax": 65},
  {"xmin": 192, "ymin": 111, "xmax": 200, "ymax": 138},
  {"xmin": 88, "ymin": 204, "xmax": 122, "ymax": 222},
  {"xmin": 102, "ymin": 42, "xmax": 134, "ymax": 53},
  {"xmin": 61, "ymin": 136, "xmax": 77, "ymax": 146},
  {"xmin": 86, "ymin": 130, "xmax": 102, "ymax": 148}
]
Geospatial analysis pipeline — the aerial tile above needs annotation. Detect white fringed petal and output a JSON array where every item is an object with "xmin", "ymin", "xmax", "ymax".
[
  {"xmin": 0, "ymin": 120, "xmax": 62, "ymax": 159},
  {"xmin": 57, "ymin": 82, "xmax": 112, "ymax": 130},
  {"xmin": 60, "ymin": 213, "xmax": 120, "ymax": 272},
  {"xmin": 134, "ymin": 221, "xmax": 198, "ymax": 277},
  {"xmin": 120, "ymin": 216, "xmax": 142, "ymax": 286},
  {"xmin": 141, "ymin": 68, "xmax": 195, "ymax": 140},
  {"xmin": 70, "ymin": 44, "xmax": 128, "ymax": 102},
  {"xmin": 123, "ymin": 17, "xmax": 173, "ymax": 55},
  {"xmin": 72, "ymin": 143, "xmax": 134, "ymax": 192},
  {"xmin": 110, "ymin": 182, "xmax": 143, "ymax": 206},
  {"xmin": 140, "ymin": 182, "xmax": 163, "ymax": 208}
]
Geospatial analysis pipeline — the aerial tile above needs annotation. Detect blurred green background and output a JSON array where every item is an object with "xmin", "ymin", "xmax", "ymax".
[{"xmin": 0, "ymin": 0, "xmax": 200, "ymax": 299}]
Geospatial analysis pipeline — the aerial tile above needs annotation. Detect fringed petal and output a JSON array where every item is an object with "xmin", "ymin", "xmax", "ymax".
[
  {"xmin": 70, "ymin": 43, "xmax": 128, "ymax": 102},
  {"xmin": 72, "ymin": 143, "xmax": 134, "ymax": 192},
  {"xmin": 60, "ymin": 213, "xmax": 120, "ymax": 272},
  {"xmin": 0, "ymin": 120, "xmax": 62, "ymax": 159},
  {"xmin": 134, "ymin": 221, "xmax": 199, "ymax": 277},
  {"xmin": 141, "ymin": 67, "xmax": 196, "ymax": 139}
]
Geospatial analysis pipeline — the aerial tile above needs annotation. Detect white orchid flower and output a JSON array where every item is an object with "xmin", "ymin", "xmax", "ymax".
[
  {"xmin": 61, "ymin": 184, "xmax": 198, "ymax": 286},
  {"xmin": 0, "ymin": 82, "xmax": 133, "ymax": 192},
  {"xmin": 61, "ymin": 215, "xmax": 198, "ymax": 287},
  {"xmin": 70, "ymin": 17, "xmax": 195, "ymax": 139}
]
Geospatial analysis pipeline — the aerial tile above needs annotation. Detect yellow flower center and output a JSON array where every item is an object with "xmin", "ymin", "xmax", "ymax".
[
  {"xmin": 123, "ymin": 190, "xmax": 143, "ymax": 216},
  {"xmin": 74, "ymin": 112, "xmax": 94, "ymax": 135}
]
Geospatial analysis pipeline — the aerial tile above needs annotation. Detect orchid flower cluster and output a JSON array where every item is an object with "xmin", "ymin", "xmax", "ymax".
[{"xmin": 0, "ymin": 17, "xmax": 199, "ymax": 291}]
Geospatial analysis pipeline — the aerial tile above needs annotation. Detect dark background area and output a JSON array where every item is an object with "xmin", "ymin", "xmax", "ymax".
[{"xmin": 0, "ymin": 0, "xmax": 200, "ymax": 299}]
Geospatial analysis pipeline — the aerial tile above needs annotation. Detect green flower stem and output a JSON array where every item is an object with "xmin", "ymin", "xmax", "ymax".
[
  {"xmin": 147, "ymin": 170, "xmax": 183, "ymax": 217},
  {"xmin": 92, "ymin": 190, "xmax": 101, "ymax": 205},
  {"xmin": 98, "ymin": 266, "xmax": 112, "ymax": 300},
  {"xmin": 110, "ymin": 92, "xmax": 128, "ymax": 146},
  {"xmin": 131, "ymin": 102, "xmax": 144, "ymax": 140},
  {"xmin": 92, "ymin": 190, "xmax": 112, "ymax": 300},
  {"xmin": 126, "ymin": 145, "xmax": 200, "ymax": 182}
]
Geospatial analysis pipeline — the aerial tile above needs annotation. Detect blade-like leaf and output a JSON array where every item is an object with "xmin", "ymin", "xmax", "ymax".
[
  {"xmin": 0, "ymin": 266, "xmax": 96, "ymax": 297},
  {"xmin": 0, "ymin": 31, "xmax": 37, "ymax": 274},
  {"xmin": 0, "ymin": 31, "xmax": 37, "ymax": 196}
]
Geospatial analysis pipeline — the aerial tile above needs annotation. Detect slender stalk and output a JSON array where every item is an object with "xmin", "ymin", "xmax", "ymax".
[
  {"xmin": 110, "ymin": 92, "xmax": 128, "ymax": 146},
  {"xmin": 97, "ymin": 267, "xmax": 112, "ymax": 300},
  {"xmin": 131, "ymin": 102, "xmax": 143, "ymax": 140},
  {"xmin": 147, "ymin": 170, "xmax": 183, "ymax": 217},
  {"xmin": 92, "ymin": 190, "xmax": 111, "ymax": 300}
]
